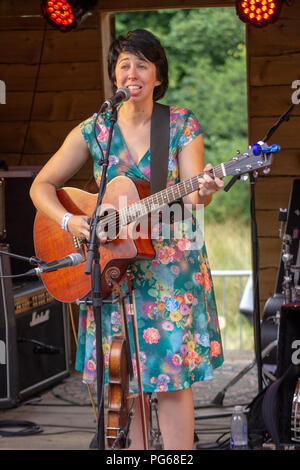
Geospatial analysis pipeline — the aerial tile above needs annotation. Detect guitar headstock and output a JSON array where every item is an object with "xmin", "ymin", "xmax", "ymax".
[{"xmin": 224, "ymin": 141, "xmax": 281, "ymax": 178}]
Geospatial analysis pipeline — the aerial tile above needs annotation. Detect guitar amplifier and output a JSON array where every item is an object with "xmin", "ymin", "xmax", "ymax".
[
  {"xmin": 0, "ymin": 247, "xmax": 70, "ymax": 408},
  {"xmin": 0, "ymin": 167, "xmax": 40, "ymax": 277}
]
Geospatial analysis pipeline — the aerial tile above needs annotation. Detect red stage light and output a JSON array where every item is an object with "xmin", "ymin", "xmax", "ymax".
[
  {"xmin": 236, "ymin": 0, "xmax": 282, "ymax": 27},
  {"xmin": 41, "ymin": 0, "xmax": 97, "ymax": 32}
]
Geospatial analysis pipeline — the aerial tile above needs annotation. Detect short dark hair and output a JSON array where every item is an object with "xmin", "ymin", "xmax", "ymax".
[{"xmin": 107, "ymin": 29, "xmax": 168, "ymax": 101}]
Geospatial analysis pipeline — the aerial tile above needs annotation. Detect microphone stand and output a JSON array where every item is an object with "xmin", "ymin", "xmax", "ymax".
[
  {"xmin": 0, "ymin": 248, "xmax": 44, "ymax": 267},
  {"xmin": 223, "ymin": 103, "xmax": 295, "ymax": 393},
  {"xmin": 84, "ymin": 105, "xmax": 118, "ymax": 450}
]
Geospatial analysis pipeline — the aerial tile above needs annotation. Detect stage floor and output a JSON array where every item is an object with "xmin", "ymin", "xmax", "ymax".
[{"xmin": 0, "ymin": 350, "xmax": 259, "ymax": 451}]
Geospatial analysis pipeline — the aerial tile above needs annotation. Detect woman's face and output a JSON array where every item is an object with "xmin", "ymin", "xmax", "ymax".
[{"xmin": 114, "ymin": 52, "xmax": 161, "ymax": 103}]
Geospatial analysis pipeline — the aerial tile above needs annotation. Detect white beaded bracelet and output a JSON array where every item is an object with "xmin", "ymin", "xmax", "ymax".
[{"xmin": 61, "ymin": 212, "xmax": 73, "ymax": 232}]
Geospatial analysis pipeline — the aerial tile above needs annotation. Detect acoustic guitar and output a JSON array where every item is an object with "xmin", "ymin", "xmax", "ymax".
[{"xmin": 33, "ymin": 142, "xmax": 279, "ymax": 303}]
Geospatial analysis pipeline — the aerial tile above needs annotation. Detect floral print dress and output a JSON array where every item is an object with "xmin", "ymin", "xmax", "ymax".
[{"xmin": 75, "ymin": 105, "xmax": 224, "ymax": 392}]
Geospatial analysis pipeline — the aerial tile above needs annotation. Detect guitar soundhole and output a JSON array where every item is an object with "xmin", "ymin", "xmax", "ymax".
[{"xmin": 99, "ymin": 209, "xmax": 120, "ymax": 242}]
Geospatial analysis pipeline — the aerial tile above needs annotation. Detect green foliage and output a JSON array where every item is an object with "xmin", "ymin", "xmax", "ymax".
[{"xmin": 115, "ymin": 8, "xmax": 250, "ymax": 224}]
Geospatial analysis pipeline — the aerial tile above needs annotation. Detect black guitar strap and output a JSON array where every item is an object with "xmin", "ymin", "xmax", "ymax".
[{"xmin": 150, "ymin": 102, "xmax": 170, "ymax": 195}]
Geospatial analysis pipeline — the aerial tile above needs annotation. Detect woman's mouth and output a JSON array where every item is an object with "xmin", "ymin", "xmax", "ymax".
[{"xmin": 127, "ymin": 85, "xmax": 142, "ymax": 91}]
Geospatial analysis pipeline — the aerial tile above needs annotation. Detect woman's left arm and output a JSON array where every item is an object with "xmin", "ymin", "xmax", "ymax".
[{"xmin": 178, "ymin": 133, "xmax": 224, "ymax": 208}]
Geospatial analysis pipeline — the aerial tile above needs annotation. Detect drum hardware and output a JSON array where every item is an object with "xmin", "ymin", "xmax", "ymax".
[
  {"xmin": 291, "ymin": 378, "xmax": 300, "ymax": 443},
  {"xmin": 281, "ymin": 234, "xmax": 294, "ymax": 304},
  {"xmin": 210, "ymin": 201, "xmax": 299, "ymax": 406}
]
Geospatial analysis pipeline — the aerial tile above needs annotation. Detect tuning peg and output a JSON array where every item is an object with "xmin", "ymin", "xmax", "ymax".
[
  {"xmin": 263, "ymin": 167, "xmax": 271, "ymax": 175},
  {"xmin": 241, "ymin": 175, "xmax": 249, "ymax": 181},
  {"xmin": 252, "ymin": 170, "xmax": 258, "ymax": 178}
]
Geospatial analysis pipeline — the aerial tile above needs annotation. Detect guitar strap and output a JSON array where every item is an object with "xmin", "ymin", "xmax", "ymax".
[
  {"xmin": 150, "ymin": 102, "xmax": 170, "ymax": 195},
  {"xmin": 150, "ymin": 102, "xmax": 190, "ymax": 222}
]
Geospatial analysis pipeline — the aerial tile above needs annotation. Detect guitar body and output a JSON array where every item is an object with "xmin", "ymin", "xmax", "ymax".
[{"xmin": 33, "ymin": 176, "xmax": 155, "ymax": 303}]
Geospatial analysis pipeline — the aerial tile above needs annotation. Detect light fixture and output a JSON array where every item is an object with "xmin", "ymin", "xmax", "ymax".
[
  {"xmin": 41, "ymin": 0, "xmax": 98, "ymax": 32},
  {"xmin": 235, "ymin": 0, "xmax": 282, "ymax": 27}
]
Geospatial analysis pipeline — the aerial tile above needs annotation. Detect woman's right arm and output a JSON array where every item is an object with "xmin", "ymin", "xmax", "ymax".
[{"xmin": 30, "ymin": 124, "xmax": 91, "ymax": 240}]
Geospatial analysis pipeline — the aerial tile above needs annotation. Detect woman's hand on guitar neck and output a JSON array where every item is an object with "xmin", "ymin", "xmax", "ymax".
[{"xmin": 198, "ymin": 163, "xmax": 224, "ymax": 200}]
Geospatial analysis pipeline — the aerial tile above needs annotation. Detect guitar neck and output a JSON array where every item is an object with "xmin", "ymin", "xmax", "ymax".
[{"xmin": 120, "ymin": 164, "xmax": 225, "ymax": 226}]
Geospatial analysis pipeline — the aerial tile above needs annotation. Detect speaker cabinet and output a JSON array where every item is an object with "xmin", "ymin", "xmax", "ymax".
[
  {"xmin": 0, "ymin": 248, "xmax": 70, "ymax": 408},
  {"xmin": 276, "ymin": 303, "xmax": 300, "ymax": 443},
  {"xmin": 0, "ymin": 168, "xmax": 40, "ymax": 276},
  {"xmin": 0, "ymin": 245, "xmax": 19, "ymax": 407},
  {"xmin": 14, "ymin": 280, "xmax": 70, "ymax": 401}
]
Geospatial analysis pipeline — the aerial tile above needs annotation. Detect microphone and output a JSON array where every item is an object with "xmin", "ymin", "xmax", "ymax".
[
  {"xmin": 26, "ymin": 253, "xmax": 84, "ymax": 276},
  {"xmin": 100, "ymin": 87, "xmax": 131, "ymax": 112}
]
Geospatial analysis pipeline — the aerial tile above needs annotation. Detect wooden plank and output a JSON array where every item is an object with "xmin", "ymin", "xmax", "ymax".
[
  {"xmin": 256, "ymin": 210, "xmax": 281, "ymax": 238},
  {"xmin": 0, "ymin": 91, "xmax": 33, "ymax": 121},
  {"xmin": 267, "ymin": 149, "xmax": 300, "ymax": 176},
  {"xmin": 249, "ymin": 86, "xmax": 300, "ymax": 117},
  {"xmin": 37, "ymin": 62, "xmax": 102, "ymax": 91},
  {"xmin": 0, "ymin": 0, "xmax": 235, "ymax": 16},
  {"xmin": 249, "ymin": 53, "xmax": 300, "ymax": 87},
  {"xmin": 0, "ymin": 122, "xmax": 27, "ymax": 153},
  {"xmin": 258, "ymin": 237, "xmax": 282, "ymax": 270},
  {"xmin": 254, "ymin": 176, "xmax": 294, "ymax": 210},
  {"xmin": 96, "ymin": 0, "xmax": 235, "ymax": 11},
  {"xmin": 31, "ymin": 90, "xmax": 103, "ymax": 121},
  {"xmin": 12, "ymin": 153, "xmax": 53, "ymax": 168},
  {"xmin": 24, "ymin": 120, "xmax": 81, "ymax": 154},
  {"xmin": 249, "ymin": 116, "xmax": 300, "ymax": 149},
  {"xmin": 0, "ymin": 30, "xmax": 45, "ymax": 64},
  {"xmin": 99, "ymin": 12, "xmax": 114, "ymax": 100},
  {"xmin": 0, "ymin": 0, "xmax": 40, "ymax": 17},
  {"xmin": 0, "ymin": 16, "xmax": 45, "ymax": 31},
  {"xmin": 0, "ymin": 64, "xmax": 38, "ymax": 91},
  {"xmin": 0, "ymin": 81, "xmax": 103, "ymax": 121},
  {"xmin": 0, "ymin": 11, "xmax": 98, "ymax": 31},
  {"xmin": 247, "ymin": 17, "xmax": 300, "ymax": 57},
  {"xmin": 0, "ymin": 153, "xmax": 22, "ymax": 167},
  {"xmin": 259, "ymin": 267, "xmax": 279, "ymax": 304},
  {"xmin": 42, "ymin": 28, "xmax": 101, "ymax": 64}
]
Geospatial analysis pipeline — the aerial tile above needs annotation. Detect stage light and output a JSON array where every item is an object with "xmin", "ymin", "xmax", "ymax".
[
  {"xmin": 235, "ymin": 0, "xmax": 283, "ymax": 27},
  {"xmin": 41, "ymin": 0, "xmax": 98, "ymax": 32}
]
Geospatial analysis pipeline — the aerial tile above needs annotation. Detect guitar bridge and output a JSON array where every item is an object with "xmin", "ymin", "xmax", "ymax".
[{"xmin": 72, "ymin": 236, "xmax": 87, "ymax": 261}]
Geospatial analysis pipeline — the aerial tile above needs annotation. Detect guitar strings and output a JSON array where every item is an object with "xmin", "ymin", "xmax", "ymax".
[
  {"xmin": 92, "ymin": 148, "xmax": 260, "ymax": 237},
  {"xmin": 95, "ymin": 165, "xmax": 225, "ymax": 234}
]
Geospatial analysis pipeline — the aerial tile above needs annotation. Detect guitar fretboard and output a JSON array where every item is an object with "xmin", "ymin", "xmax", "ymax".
[{"xmin": 119, "ymin": 164, "xmax": 225, "ymax": 226}]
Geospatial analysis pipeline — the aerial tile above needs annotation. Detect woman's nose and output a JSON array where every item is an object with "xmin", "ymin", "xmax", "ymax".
[{"xmin": 128, "ymin": 65, "xmax": 137, "ymax": 78}]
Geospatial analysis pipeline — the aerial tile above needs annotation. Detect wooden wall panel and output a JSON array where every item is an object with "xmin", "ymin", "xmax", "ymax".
[
  {"xmin": 249, "ymin": 86, "xmax": 300, "ymax": 117},
  {"xmin": 0, "ymin": 0, "xmax": 41, "ymax": 17},
  {"xmin": 0, "ymin": 8, "xmax": 103, "ymax": 189},
  {"xmin": 31, "ymin": 90, "xmax": 103, "ymax": 121},
  {"xmin": 0, "ymin": 64, "xmax": 39, "ymax": 91},
  {"xmin": 0, "ymin": 30, "xmax": 45, "ymax": 64},
  {"xmin": 247, "ymin": 0, "xmax": 300, "ymax": 307},
  {"xmin": 250, "ymin": 53, "xmax": 300, "ymax": 87},
  {"xmin": 95, "ymin": 0, "xmax": 235, "ymax": 11},
  {"xmin": 37, "ymin": 62, "xmax": 101, "ymax": 91}
]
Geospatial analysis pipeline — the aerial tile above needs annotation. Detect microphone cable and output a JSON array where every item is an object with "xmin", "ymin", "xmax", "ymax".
[{"xmin": 0, "ymin": 419, "xmax": 43, "ymax": 437}]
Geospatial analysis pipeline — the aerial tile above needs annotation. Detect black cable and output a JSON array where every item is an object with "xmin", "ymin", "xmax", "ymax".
[{"xmin": 0, "ymin": 420, "xmax": 43, "ymax": 437}]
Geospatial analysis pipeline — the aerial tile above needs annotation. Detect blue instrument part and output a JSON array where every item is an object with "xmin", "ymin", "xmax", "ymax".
[{"xmin": 262, "ymin": 144, "xmax": 281, "ymax": 154}]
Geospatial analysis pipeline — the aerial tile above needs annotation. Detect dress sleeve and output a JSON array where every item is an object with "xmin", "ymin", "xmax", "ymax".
[
  {"xmin": 79, "ymin": 114, "xmax": 97, "ymax": 151},
  {"xmin": 170, "ymin": 107, "xmax": 202, "ymax": 155},
  {"xmin": 79, "ymin": 113, "xmax": 109, "ymax": 163}
]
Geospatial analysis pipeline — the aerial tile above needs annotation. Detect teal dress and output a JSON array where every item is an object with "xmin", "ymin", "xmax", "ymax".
[{"xmin": 75, "ymin": 105, "xmax": 224, "ymax": 392}]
